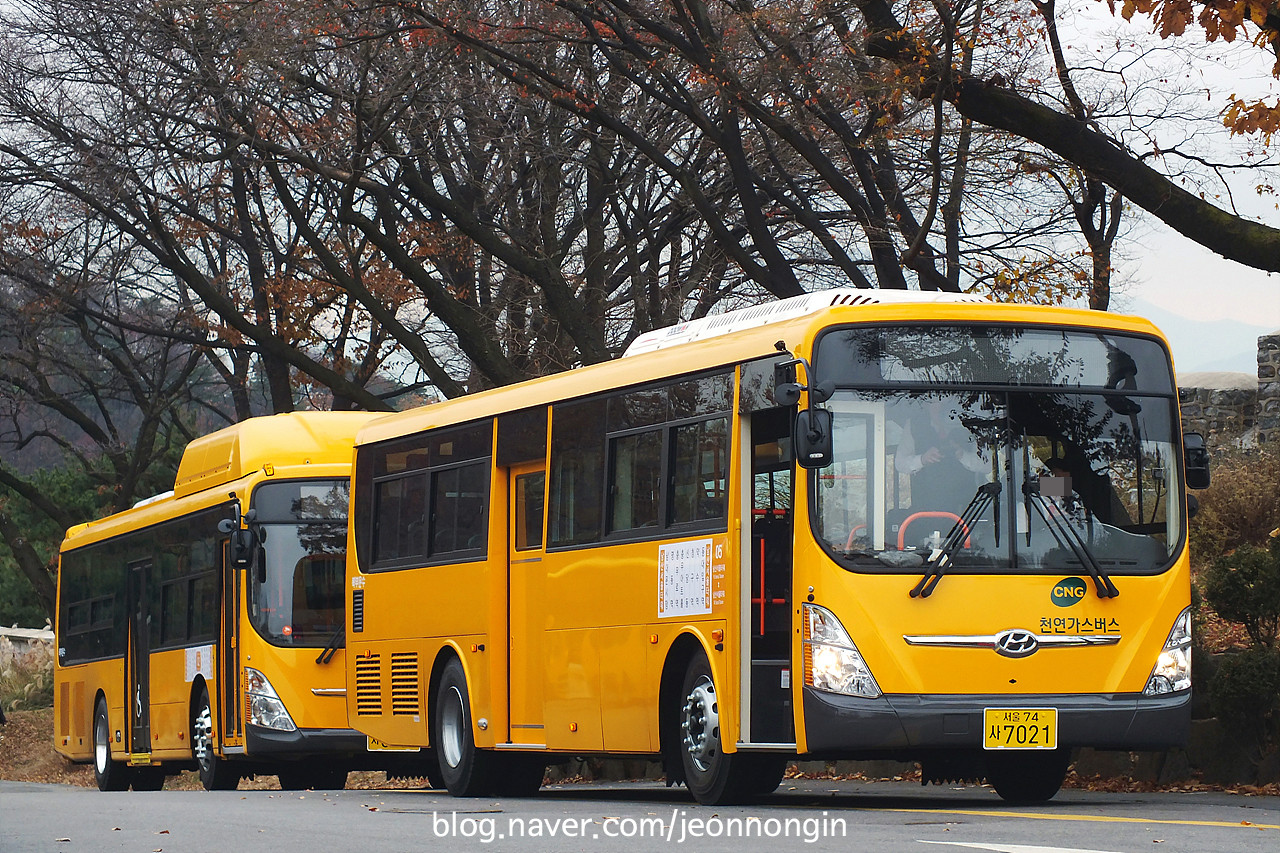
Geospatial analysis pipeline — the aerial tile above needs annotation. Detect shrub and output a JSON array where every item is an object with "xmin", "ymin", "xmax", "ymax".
[
  {"xmin": 1189, "ymin": 449, "xmax": 1280, "ymax": 567},
  {"xmin": 1201, "ymin": 537, "xmax": 1280, "ymax": 649},
  {"xmin": 1208, "ymin": 648, "xmax": 1280, "ymax": 753},
  {"xmin": 0, "ymin": 635, "xmax": 55, "ymax": 713}
]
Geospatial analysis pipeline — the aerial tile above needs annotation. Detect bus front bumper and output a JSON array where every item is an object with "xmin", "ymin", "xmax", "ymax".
[
  {"xmin": 801, "ymin": 687, "xmax": 1190, "ymax": 756},
  {"xmin": 246, "ymin": 723, "xmax": 368, "ymax": 757},
  {"xmin": 246, "ymin": 724, "xmax": 431, "ymax": 772}
]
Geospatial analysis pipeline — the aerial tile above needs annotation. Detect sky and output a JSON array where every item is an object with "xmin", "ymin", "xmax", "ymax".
[
  {"xmin": 1126, "ymin": 231, "xmax": 1280, "ymax": 329},
  {"xmin": 1055, "ymin": 4, "xmax": 1280, "ymax": 339}
]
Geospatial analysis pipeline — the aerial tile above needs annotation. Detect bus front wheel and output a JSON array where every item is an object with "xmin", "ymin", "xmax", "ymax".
[
  {"xmin": 192, "ymin": 684, "xmax": 239, "ymax": 791},
  {"xmin": 93, "ymin": 698, "xmax": 131, "ymax": 792},
  {"xmin": 677, "ymin": 653, "xmax": 784, "ymax": 805},
  {"xmin": 434, "ymin": 657, "xmax": 495, "ymax": 797}
]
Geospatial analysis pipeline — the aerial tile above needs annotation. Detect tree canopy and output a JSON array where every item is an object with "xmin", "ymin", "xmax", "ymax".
[{"xmin": 1, "ymin": 0, "xmax": 1277, "ymax": 621}]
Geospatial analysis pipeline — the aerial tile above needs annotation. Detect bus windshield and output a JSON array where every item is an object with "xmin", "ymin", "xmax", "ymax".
[
  {"xmin": 812, "ymin": 326, "xmax": 1181, "ymax": 575},
  {"xmin": 248, "ymin": 480, "xmax": 350, "ymax": 647}
]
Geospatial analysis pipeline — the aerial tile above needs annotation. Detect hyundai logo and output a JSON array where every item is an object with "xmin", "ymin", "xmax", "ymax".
[{"xmin": 993, "ymin": 629, "xmax": 1040, "ymax": 658}]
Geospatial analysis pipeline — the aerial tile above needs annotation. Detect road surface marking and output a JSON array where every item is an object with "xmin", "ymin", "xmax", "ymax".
[
  {"xmin": 918, "ymin": 842, "xmax": 1123, "ymax": 853},
  {"xmin": 880, "ymin": 807, "xmax": 1277, "ymax": 831}
]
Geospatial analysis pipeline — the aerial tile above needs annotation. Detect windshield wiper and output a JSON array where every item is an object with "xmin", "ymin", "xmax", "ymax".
[
  {"xmin": 1023, "ymin": 480, "xmax": 1119, "ymax": 599},
  {"xmin": 910, "ymin": 481, "xmax": 1001, "ymax": 599},
  {"xmin": 316, "ymin": 625, "xmax": 344, "ymax": 665}
]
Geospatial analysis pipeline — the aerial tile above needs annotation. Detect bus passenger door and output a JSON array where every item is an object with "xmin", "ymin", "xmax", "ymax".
[
  {"xmin": 747, "ymin": 409, "xmax": 796, "ymax": 744},
  {"xmin": 125, "ymin": 559, "xmax": 152, "ymax": 760},
  {"xmin": 218, "ymin": 540, "xmax": 244, "ymax": 749},
  {"xmin": 507, "ymin": 463, "xmax": 546, "ymax": 744}
]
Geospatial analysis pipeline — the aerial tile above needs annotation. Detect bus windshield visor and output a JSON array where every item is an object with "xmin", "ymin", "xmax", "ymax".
[
  {"xmin": 812, "ymin": 327, "xmax": 1181, "ymax": 575},
  {"xmin": 248, "ymin": 481, "xmax": 350, "ymax": 646}
]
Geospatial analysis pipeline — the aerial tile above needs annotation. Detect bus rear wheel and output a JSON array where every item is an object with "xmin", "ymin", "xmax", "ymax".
[
  {"xmin": 93, "ymin": 698, "xmax": 131, "ymax": 792},
  {"xmin": 677, "ymin": 653, "xmax": 784, "ymax": 805},
  {"xmin": 434, "ymin": 657, "xmax": 496, "ymax": 797},
  {"xmin": 986, "ymin": 748, "xmax": 1071, "ymax": 803},
  {"xmin": 192, "ymin": 684, "xmax": 239, "ymax": 791}
]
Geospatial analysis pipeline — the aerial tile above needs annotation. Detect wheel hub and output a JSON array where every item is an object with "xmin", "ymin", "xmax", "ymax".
[
  {"xmin": 94, "ymin": 714, "xmax": 109, "ymax": 773},
  {"xmin": 681, "ymin": 676, "xmax": 719, "ymax": 772},
  {"xmin": 193, "ymin": 705, "xmax": 213, "ymax": 766},
  {"xmin": 440, "ymin": 685, "xmax": 465, "ymax": 769}
]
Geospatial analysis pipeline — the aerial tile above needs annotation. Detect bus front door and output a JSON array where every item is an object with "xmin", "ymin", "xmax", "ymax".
[
  {"xmin": 507, "ymin": 464, "xmax": 547, "ymax": 745},
  {"xmin": 218, "ymin": 541, "xmax": 244, "ymax": 750},
  {"xmin": 748, "ymin": 409, "xmax": 796, "ymax": 744},
  {"xmin": 125, "ymin": 559, "xmax": 152, "ymax": 761}
]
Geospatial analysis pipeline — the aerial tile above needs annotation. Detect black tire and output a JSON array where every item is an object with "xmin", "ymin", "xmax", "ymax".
[
  {"xmin": 434, "ymin": 657, "xmax": 495, "ymax": 797},
  {"xmin": 192, "ymin": 684, "xmax": 239, "ymax": 791},
  {"xmin": 677, "ymin": 653, "xmax": 778, "ymax": 805},
  {"xmin": 130, "ymin": 766, "xmax": 167, "ymax": 791},
  {"xmin": 92, "ymin": 699, "xmax": 131, "ymax": 792},
  {"xmin": 986, "ymin": 748, "xmax": 1071, "ymax": 804},
  {"xmin": 278, "ymin": 765, "xmax": 349, "ymax": 791},
  {"xmin": 422, "ymin": 750, "xmax": 446, "ymax": 791}
]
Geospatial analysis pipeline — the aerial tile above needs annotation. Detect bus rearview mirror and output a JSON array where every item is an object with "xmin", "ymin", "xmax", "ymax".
[
  {"xmin": 1183, "ymin": 432, "xmax": 1210, "ymax": 490},
  {"xmin": 794, "ymin": 408, "xmax": 833, "ymax": 469}
]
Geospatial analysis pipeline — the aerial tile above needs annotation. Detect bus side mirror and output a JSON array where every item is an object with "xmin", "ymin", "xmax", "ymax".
[
  {"xmin": 773, "ymin": 360, "xmax": 802, "ymax": 406},
  {"xmin": 774, "ymin": 382, "xmax": 802, "ymax": 407},
  {"xmin": 795, "ymin": 408, "xmax": 833, "ymax": 469},
  {"xmin": 222, "ymin": 527, "xmax": 253, "ymax": 570},
  {"xmin": 218, "ymin": 502, "xmax": 256, "ymax": 570},
  {"xmin": 1183, "ymin": 432, "xmax": 1210, "ymax": 490}
]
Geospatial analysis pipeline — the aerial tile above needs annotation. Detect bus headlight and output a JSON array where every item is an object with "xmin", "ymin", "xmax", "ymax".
[
  {"xmin": 803, "ymin": 604, "xmax": 881, "ymax": 699},
  {"xmin": 244, "ymin": 667, "xmax": 298, "ymax": 731},
  {"xmin": 1143, "ymin": 607, "xmax": 1192, "ymax": 695}
]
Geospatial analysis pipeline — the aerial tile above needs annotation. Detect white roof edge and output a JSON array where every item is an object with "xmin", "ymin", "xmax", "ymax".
[
  {"xmin": 622, "ymin": 288, "xmax": 988, "ymax": 357},
  {"xmin": 132, "ymin": 490, "xmax": 175, "ymax": 510}
]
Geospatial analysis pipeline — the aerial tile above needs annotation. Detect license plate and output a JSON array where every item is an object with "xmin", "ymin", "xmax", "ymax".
[
  {"xmin": 367, "ymin": 736, "xmax": 420, "ymax": 753},
  {"xmin": 983, "ymin": 707, "xmax": 1057, "ymax": 750}
]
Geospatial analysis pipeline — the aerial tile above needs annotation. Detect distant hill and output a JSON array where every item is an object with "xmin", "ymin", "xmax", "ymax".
[{"xmin": 1126, "ymin": 299, "xmax": 1274, "ymax": 375}]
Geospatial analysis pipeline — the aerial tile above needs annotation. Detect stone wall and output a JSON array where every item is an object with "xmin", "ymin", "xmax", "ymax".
[
  {"xmin": 1178, "ymin": 379, "xmax": 1257, "ymax": 446},
  {"xmin": 1259, "ymin": 332, "xmax": 1280, "ymax": 445},
  {"xmin": 1178, "ymin": 331, "xmax": 1280, "ymax": 449}
]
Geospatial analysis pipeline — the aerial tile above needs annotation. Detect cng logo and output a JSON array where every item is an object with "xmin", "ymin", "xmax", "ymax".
[{"xmin": 1051, "ymin": 577, "xmax": 1089, "ymax": 607}]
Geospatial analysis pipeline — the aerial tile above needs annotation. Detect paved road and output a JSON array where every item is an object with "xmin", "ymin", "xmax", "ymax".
[{"xmin": 2, "ymin": 778, "xmax": 1276, "ymax": 853}]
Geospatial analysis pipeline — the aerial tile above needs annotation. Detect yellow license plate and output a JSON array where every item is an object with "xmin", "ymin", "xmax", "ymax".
[
  {"xmin": 983, "ymin": 707, "xmax": 1057, "ymax": 750},
  {"xmin": 366, "ymin": 736, "xmax": 420, "ymax": 753}
]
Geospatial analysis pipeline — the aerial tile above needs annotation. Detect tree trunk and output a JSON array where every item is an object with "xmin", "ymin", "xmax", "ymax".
[{"xmin": 0, "ymin": 510, "xmax": 55, "ymax": 622}]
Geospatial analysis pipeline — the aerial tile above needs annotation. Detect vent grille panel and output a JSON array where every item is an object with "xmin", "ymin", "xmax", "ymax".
[
  {"xmin": 354, "ymin": 654, "xmax": 381, "ymax": 716},
  {"xmin": 351, "ymin": 589, "xmax": 364, "ymax": 633},
  {"xmin": 390, "ymin": 652, "xmax": 420, "ymax": 716}
]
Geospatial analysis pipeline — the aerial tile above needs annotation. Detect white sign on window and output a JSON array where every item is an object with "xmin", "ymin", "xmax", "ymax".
[{"xmin": 658, "ymin": 538, "xmax": 713, "ymax": 618}]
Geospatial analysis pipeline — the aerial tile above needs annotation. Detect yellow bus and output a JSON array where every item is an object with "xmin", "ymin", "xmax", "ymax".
[
  {"xmin": 54, "ymin": 411, "xmax": 430, "ymax": 791},
  {"xmin": 345, "ymin": 290, "xmax": 1207, "ymax": 804}
]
